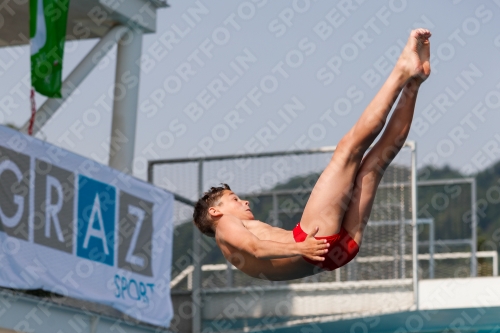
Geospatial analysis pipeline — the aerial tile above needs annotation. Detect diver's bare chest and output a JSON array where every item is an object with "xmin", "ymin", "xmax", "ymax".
[{"xmin": 242, "ymin": 220, "xmax": 292, "ymax": 243}]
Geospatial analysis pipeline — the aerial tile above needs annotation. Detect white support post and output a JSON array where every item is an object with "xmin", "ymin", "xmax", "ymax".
[
  {"xmin": 410, "ymin": 141, "xmax": 419, "ymax": 310},
  {"xmin": 226, "ymin": 260, "xmax": 233, "ymax": 288},
  {"xmin": 90, "ymin": 316, "xmax": 99, "ymax": 333},
  {"xmin": 192, "ymin": 161, "xmax": 203, "ymax": 333},
  {"xmin": 108, "ymin": 28, "xmax": 143, "ymax": 173},
  {"xmin": 400, "ymin": 203, "xmax": 406, "ymax": 279},
  {"xmin": 494, "ymin": 252, "xmax": 498, "ymax": 277},
  {"xmin": 21, "ymin": 25, "xmax": 130, "ymax": 135},
  {"xmin": 471, "ymin": 178, "xmax": 477, "ymax": 277},
  {"xmin": 429, "ymin": 218, "xmax": 435, "ymax": 279}
]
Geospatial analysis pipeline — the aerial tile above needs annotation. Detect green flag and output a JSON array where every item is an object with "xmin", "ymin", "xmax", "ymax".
[{"xmin": 30, "ymin": 0, "xmax": 70, "ymax": 98}]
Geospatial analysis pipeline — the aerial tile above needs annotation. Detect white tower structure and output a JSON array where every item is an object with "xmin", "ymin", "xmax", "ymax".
[
  {"xmin": 1, "ymin": 0, "xmax": 168, "ymax": 175},
  {"xmin": 0, "ymin": 2, "xmax": 171, "ymax": 332}
]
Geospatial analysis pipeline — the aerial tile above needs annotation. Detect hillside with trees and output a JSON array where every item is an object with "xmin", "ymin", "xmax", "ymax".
[{"xmin": 171, "ymin": 161, "xmax": 500, "ymax": 277}]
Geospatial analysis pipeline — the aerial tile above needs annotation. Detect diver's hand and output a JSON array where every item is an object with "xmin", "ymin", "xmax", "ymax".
[{"xmin": 297, "ymin": 226, "xmax": 329, "ymax": 261}]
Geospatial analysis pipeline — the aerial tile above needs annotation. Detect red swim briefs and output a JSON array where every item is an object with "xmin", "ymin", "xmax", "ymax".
[{"xmin": 293, "ymin": 223, "xmax": 359, "ymax": 271}]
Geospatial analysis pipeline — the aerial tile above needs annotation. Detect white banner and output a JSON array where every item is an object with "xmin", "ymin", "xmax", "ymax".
[{"xmin": 0, "ymin": 125, "xmax": 174, "ymax": 327}]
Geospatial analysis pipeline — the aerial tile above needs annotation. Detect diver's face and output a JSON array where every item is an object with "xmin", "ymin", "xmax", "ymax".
[{"xmin": 217, "ymin": 191, "xmax": 254, "ymax": 220}]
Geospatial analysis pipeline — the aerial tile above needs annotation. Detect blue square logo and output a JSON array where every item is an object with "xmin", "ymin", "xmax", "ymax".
[{"xmin": 76, "ymin": 175, "xmax": 116, "ymax": 266}]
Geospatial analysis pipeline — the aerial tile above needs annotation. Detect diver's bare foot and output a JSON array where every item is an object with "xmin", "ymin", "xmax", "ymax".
[
  {"xmin": 397, "ymin": 28, "xmax": 431, "ymax": 83},
  {"xmin": 416, "ymin": 30, "xmax": 431, "ymax": 83}
]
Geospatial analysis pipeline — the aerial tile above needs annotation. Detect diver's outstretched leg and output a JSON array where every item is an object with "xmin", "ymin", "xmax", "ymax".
[
  {"xmin": 342, "ymin": 51, "xmax": 430, "ymax": 245},
  {"xmin": 300, "ymin": 29, "xmax": 431, "ymax": 237}
]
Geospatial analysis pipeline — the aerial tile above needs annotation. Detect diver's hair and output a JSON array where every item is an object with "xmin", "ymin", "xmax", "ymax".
[{"xmin": 193, "ymin": 184, "xmax": 231, "ymax": 238}]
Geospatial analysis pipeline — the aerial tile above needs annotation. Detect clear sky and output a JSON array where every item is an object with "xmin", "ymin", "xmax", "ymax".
[{"xmin": 1, "ymin": 0, "xmax": 500, "ymax": 181}]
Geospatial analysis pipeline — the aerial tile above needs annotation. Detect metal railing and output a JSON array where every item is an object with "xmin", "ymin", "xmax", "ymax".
[
  {"xmin": 418, "ymin": 177, "xmax": 477, "ymax": 277},
  {"xmin": 171, "ymin": 251, "xmax": 497, "ymax": 290}
]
